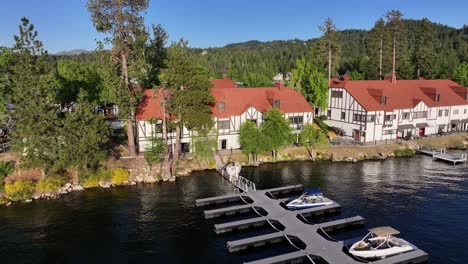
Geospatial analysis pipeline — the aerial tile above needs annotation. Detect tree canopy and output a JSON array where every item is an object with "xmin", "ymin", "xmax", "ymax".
[{"xmin": 260, "ymin": 108, "xmax": 292, "ymax": 160}]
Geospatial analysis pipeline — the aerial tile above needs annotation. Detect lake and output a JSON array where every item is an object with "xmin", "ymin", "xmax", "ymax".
[{"xmin": 0, "ymin": 155, "xmax": 466, "ymax": 263}]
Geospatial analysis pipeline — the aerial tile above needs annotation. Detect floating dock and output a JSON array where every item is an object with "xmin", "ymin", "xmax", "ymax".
[
  {"xmin": 417, "ymin": 148, "xmax": 467, "ymax": 164},
  {"xmin": 196, "ymin": 185, "xmax": 429, "ymax": 264}
]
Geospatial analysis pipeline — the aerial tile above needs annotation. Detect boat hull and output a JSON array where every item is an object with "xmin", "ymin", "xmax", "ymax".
[{"xmin": 349, "ymin": 239, "xmax": 416, "ymax": 259}]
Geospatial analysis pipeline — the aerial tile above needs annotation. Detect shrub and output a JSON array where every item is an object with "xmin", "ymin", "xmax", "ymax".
[
  {"xmin": 0, "ymin": 161, "xmax": 14, "ymax": 193},
  {"xmin": 111, "ymin": 168, "xmax": 129, "ymax": 185},
  {"xmin": 81, "ymin": 173, "xmax": 100, "ymax": 189},
  {"xmin": 80, "ymin": 167, "xmax": 111, "ymax": 188},
  {"xmin": 394, "ymin": 148, "xmax": 416, "ymax": 158},
  {"xmin": 36, "ymin": 177, "xmax": 65, "ymax": 193},
  {"xmin": 4, "ymin": 181, "xmax": 35, "ymax": 201}
]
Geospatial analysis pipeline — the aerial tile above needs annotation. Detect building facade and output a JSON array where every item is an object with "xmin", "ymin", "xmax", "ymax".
[
  {"xmin": 136, "ymin": 77, "xmax": 314, "ymax": 153},
  {"xmin": 324, "ymin": 77, "xmax": 468, "ymax": 143}
]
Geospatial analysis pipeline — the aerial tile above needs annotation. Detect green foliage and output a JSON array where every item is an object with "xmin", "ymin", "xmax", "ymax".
[
  {"xmin": 349, "ymin": 70, "xmax": 364, "ymax": 80},
  {"xmin": 4, "ymin": 180, "xmax": 35, "ymax": 201},
  {"xmin": 161, "ymin": 40, "xmax": 215, "ymax": 131},
  {"xmin": 313, "ymin": 118, "xmax": 331, "ymax": 134},
  {"xmin": 453, "ymin": 62, "xmax": 468, "ymax": 86},
  {"xmin": 9, "ymin": 18, "xmax": 63, "ymax": 173},
  {"xmin": 393, "ymin": 148, "xmax": 416, "ymax": 157},
  {"xmin": 192, "ymin": 129, "xmax": 217, "ymax": 163},
  {"xmin": 0, "ymin": 162, "xmax": 14, "ymax": 193},
  {"xmin": 80, "ymin": 167, "xmax": 111, "ymax": 188},
  {"xmin": 291, "ymin": 57, "xmax": 329, "ymax": 109},
  {"xmin": 299, "ymin": 124, "xmax": 329, "ymax": 148},
  {"xmin": 239, "ymin": 121, "xmax": 268, "ymax": 161},
  {"xmin": 144, "ymin": 125, "xmax": 166, "ymax": 165},
  {"xmin": 36, "ymin": 176, "xmax": 65, "ymax": 193},
  {"xmin": 111, "ymin": 168, "xmax": 129, "ymax": 185},
  {"xmin": 260, "ymin": 108, "xmax": 293, "ymax": 158}
]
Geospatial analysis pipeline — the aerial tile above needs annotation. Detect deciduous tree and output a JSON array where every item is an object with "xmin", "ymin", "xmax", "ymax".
[
  {"xmin": 260, "ymin": 108, "xmax": 292, "ymax": 160},
  {"xmin": 291, "ymin": 57, "xmax": 329, "ymax": 109},
  {"xmin": 453, "ymin": 62, "xmax": 468, "ymax": 86}
]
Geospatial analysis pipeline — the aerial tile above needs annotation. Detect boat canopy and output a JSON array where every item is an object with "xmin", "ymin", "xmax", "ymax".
[
  {"xmin": 304, "ymin": 188, "xmax": 322, "ymax": 195},
  {"xmin": 369, "ymin": 226, "xmax": 400, "ymax": 237}
]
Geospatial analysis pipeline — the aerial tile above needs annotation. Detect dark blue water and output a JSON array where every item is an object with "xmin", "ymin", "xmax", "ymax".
[{"xmin": 0, "ymin": 155, "xmax": 466, "ymax": 263}]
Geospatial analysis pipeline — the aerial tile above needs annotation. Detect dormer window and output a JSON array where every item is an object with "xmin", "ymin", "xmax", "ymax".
[
  {"xmin": 380, "ymin": 96, "xmax": 387, "ymax": 105},
  {"xmin": 435, "ymin": 94, "xmax": 440, "ymax": 102},
  {"xmin": 218, "ymin": 101, "xmax": 225, "ymax": 111},
  {"xmin": 273, "ymin": 99, "xmax": 281, "ymax": 108}
]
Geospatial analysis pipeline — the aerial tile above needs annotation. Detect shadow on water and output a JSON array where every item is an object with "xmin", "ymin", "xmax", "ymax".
[{"xmin": 0, "ymin": 155, "xmax": 466, "ymax": 263}]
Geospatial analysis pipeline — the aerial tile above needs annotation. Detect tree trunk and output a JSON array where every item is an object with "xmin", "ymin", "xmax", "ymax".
[
  {"xmin": 160, "ymin": 96, "xmax": 172, "ymax": 180},
  {"xmin": 328, "ymin": 48, "xmax": 332, "ymax": 86},
  {"xmin": 379, "ymin": 37, "xmax": 383, "ymax": 80},
  {"xmin": 121, "ymin": 51, "xmax": 137, "ymax": 157},
  {"xmin": 392, "ymin": 35, "xmax": 396, "ymax": 83},
  {"xmin": 169, "ymin": 124, "xmax": 181, "ymax": 177}
]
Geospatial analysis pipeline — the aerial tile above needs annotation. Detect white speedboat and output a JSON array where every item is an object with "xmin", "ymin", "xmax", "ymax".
[
  {"xmin": 349, "ymin": 227, "xmax": 416, "ymax": 259},
  {"xmin": 286, "ymin": 188, "xmax": 334, "ymax": 210}
]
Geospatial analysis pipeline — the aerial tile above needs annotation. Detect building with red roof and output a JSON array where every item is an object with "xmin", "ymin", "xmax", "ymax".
[
  {"xmin": 325, "ymin": 75, "xmax": 468, "ymax": 143},
  {"xmin": 136, "ymin": 77, "xmax": 314, "ymax": 152}
]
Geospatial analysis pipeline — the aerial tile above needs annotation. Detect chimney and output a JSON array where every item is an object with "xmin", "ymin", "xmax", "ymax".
[
  {"xmin": 274, "ymin": 80, "xmax": 284, "ymax": 89},
  {"xmin": 222, "ymin": 73, "xmax": 228, "ymax": 80}
]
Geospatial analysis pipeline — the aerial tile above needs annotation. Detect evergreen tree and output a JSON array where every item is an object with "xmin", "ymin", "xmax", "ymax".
[
  {"xmin": 9, "ymin": 18, "xmax": 62, "ymax": 174},
  {"xmin": 58, "ymin": 91, "xmax": 110, "ymax": 171},
  {"xmin": 160, "ymin": 40, "xmax": 214, "ymax": 178},
  {"xmin": 143, "ymin": 24, "xmax": 169, "ymax": 88},
  {"xmin": 385, "ymin": 9, "xmax": 404, "ymax": 81},
  {"xmin": 366, "ymin": 18, "xmax": 391, "ymax": 79},
  {"xmin": 318, "ymin": 18, "xmax": 340, "ymax": 84},
  {"xmin": 260, "ymin": 108, "xmax": 292, "ymax": 160},
  {"xmin": 86, "ymin": 0, "xmax": 149, "ymax": 157},
  {"xmin": 413, "ymin": 18, "xmax": 437, "ymax": 78}
]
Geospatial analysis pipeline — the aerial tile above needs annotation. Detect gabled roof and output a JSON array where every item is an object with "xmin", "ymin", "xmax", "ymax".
[
  {"xmin": 211, "ymin": 78, "xmax": 237, "ymax": 89},
  {"xmin": 331, "ymin": 79, "xmax": 467, "ymax": 111},
  {"xmin": 136, "ymin": 79, "xmax": 314, "ymax": 121}
]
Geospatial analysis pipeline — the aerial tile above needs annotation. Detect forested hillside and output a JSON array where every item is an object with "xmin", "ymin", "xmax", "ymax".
[{"xmin": 191, "ymin": 19, "xmax": 467, "ymax": 87}]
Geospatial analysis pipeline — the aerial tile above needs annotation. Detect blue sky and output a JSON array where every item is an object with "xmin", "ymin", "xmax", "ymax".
[{"xmin": 0, "ymin": 0, "xmax": 467, "ymax": 53}]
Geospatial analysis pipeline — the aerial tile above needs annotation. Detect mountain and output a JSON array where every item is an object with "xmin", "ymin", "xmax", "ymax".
[{"xmin": 54, "ymin": 49, "xmax": 92, "ymax": 56}]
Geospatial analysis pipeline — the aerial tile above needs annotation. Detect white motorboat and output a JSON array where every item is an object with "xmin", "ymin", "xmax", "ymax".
[
  {"xmin": 349, "ymin": 226, "xmax": 416, "ymax": 259},
  {"xmin": 286, "ymin": 188, "xmax": 334, "ymax": 210}
]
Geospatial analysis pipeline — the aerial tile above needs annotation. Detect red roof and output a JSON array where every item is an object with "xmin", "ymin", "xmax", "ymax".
[
  {"xmin": 136, "ymin": 79, "xmax": 313, "ymax": 121},
  {"xmin": 136, "ymin": 89, "xmax": 167, "ymax": 121},
  {"xmin": 331, "ymin": 79, "xmax": 467, "ymax": 111},
  {"xmin": 211, "ymin": 78, "xmax": 237, "ymax": 89}
]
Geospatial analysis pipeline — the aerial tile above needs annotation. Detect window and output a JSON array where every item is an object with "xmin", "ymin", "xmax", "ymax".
[
  {"xmin": 453, "ymin": 109, "xmax": 459, "ymax": 115},
  {"xmin": 331, "ymin": 90, "xmax": 343, "ymax": 98},
  {"xmin": 273, "ymin": 99, "xmax": 281, "ymax": 108},
  {"xmin": 465, "ymin": 109, "xmax": 467, "ymax": 114},
  {"xmin": 384, "ymin": 114, "xmax": 393, "ymax": 121},
  {"xmin": 218, "ymin": 101, "xmax": 225, "ymax": 111},
  {"xmin": 353, "ymin": 114, "xmax": 366, "ymax": 122},
  {"xmin": 289, "ymin": 116, "xmax": 303, "ymax": 125},
  {"xmin": 218, "ymin": 120, "xmax": 230, "ymax": 130},
  {"xmin": 327, "ymin": 110, "xmax": 331, "ymax": 118},
  {"xmin": 413, "ymin": 111, "xmax": 427, "ymax": 119},
  {"xmin": 381, "ymin": 96, "xmax": 387, "ymax": 105},
  {"xmin": 438, "ymin": 110, "xmax": 443, "ymax": 117},
  {"xmin": 383, "ymin": 130, "xmax": 396, "ymax": 135},
  {"xmin": 445, "ymin": 109, "xmax": 449, "ymax": 116},
  {"xmin": 402, "ymin": 112, "xmax": 410, "ymax": 120},
  {"xmin": 341, "ymin": 112, "xmax": 346, "ymax": 120},
  {"xmin": 367, "ymin": 115, "xmax": 375, "ymax": 122}
]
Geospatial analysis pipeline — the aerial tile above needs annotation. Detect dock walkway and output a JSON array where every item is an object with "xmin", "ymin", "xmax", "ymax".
[
  {"xmin": 418, "ymin": 148, "xmax": 467, "ymax": 164},
  {"xmin": 196, "ymin": 185, "xmax": 428, "ymax": 264}
]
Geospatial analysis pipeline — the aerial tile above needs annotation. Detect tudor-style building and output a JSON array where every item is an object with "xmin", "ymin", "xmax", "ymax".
[
  {"xmin": 324, "ymin": 76, "xmax": 468, "ymax": 143},
  {"xmin": 135, "ymin": 77, "xmax": 314, "ymax": 153}
]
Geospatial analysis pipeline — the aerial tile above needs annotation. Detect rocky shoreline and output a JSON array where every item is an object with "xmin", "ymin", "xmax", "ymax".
[{"xmin": 1, "ymin": 134, "xmax": 466, "ymax": 207}]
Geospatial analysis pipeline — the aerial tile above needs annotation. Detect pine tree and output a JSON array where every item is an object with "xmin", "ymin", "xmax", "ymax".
[
  {"xmin": 160, "ymin": 40, "xmax": 214, "ymax": 179},
  {"xmin": 86, "ymin": 0, "xmax": 149, "ymax": 157},
  {"xmin": 413, "ymin": 18, "xmax": 437, "ymax": 78},
  {"xmin": 318, "ymin": 18, "xmax": 340, "ymax": 85},
  {"xmin": 367, "ymin": 18, "xmax": 391, "ymax": 79},
  {"xmin": 143, "ymin": 24, "xmax": 168, "ymax": 88},
  {"xmin": 385, "ymin": 10, "xmax": 404, "ymax": 82},
  {"xmin": 9, "ymin": 18, "xmax": 62, "ymax": 175}
]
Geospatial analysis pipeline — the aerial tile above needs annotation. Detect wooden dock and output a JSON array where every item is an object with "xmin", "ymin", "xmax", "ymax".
[
  {"xmin": 418, "ymin": 148, "xmax": 467, "ymax": 164},
  {"xmin": 196, "ymin": 185, "xmax": 429, "ymax": 264}
]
